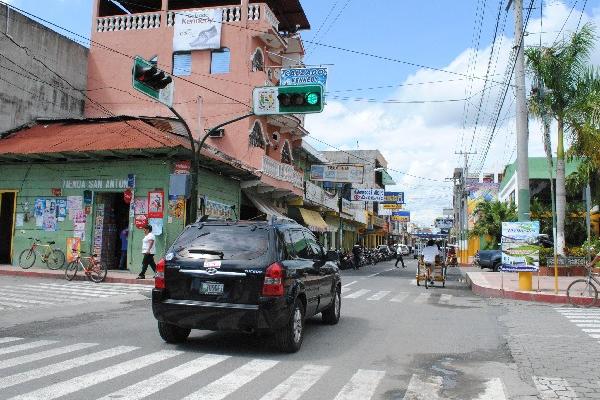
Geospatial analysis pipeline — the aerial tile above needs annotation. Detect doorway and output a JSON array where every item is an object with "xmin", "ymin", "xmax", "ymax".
[
  {"xmin": 0, "ymin": 192, "xmax": 16, "ymax": 264},
  {"xmin": 93, "ymin": 193, "xmax": 130, "ymax": 270}
]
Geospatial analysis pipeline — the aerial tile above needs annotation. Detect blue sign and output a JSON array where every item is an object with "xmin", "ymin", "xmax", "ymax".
[
  {"xmin": 499, "ymin": 264, "xmax": 539, "ymax": 272},
  {"xmin": 281, "ymin": 68, "xmax": 328, "ymax": 87},
  {"xmin": 383, "ymin": 191, "xmax": 404, "ymax": 204}
]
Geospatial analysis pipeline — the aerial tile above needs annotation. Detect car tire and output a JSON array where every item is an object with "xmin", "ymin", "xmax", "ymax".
[
  {"xmin": 492, "ymin": 263, "xmax": 500, "ymax": 272},
  {"xmin": 157, "ymin": 321, "xmax": 191, "ymax": 344},
  {"xmin": 322, "ymin": 288, "xmax": 341, "ymax": 325},
  {"xmin": 275, "ymin": 298, "xmax": 305, "ymax": 353}
]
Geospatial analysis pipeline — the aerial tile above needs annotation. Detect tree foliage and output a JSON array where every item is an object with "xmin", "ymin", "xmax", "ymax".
[{"xmin": 470, "ymin": 201, "xmax": 518, "ymax": 249}]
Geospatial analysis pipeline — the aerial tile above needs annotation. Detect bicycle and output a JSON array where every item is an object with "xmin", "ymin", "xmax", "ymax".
[
  {"xmin": 65, "ymin": 250, "xmax": 107, "ymax": 283},
  {"xmin": 566, "ymin": 266, "xmax": 600, "ymax": 308},
  {"xmin": 18, "ymin": 238, "xmax": 66, "ymax": 270}
]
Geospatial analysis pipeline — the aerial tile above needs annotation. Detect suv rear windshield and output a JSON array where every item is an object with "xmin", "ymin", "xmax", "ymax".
[{"xmin": 172, "ymin": 224, "xmax": 269, "ymax": 261}]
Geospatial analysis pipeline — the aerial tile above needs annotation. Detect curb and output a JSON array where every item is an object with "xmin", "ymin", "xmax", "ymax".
[
  {"xmin": 465, "ymin": 272, "xmax": 599, "ymax": 307},
  {"xmin": 0, "ymin": 268, "xmax": 154, "ymax": 286}
]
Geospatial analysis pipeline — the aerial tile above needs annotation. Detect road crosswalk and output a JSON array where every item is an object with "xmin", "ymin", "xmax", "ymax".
[
  {"xmin": 341, "ymin": 287, "xmax": 473, "ymax": 306},
  {"xmin": 555, "ymin": 307, "xmax": 600, "ymax": 342},
  {"xmin": 0, "ymin": 336, "xmax": 580, "ymax": 399},
  {"xmin": 0, "ymin": 281, "xmax": 151, "ymax": 312}
]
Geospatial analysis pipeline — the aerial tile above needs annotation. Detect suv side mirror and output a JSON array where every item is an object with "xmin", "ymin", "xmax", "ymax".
[{"xmin": 325, "ymin": 250, "xmax": 339, "ymax": 262}]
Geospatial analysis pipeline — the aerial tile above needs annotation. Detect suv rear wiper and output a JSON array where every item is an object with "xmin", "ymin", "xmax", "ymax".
[{"xmin": 188, "ymin": 249, "xmax": 224, "ymax": 259}]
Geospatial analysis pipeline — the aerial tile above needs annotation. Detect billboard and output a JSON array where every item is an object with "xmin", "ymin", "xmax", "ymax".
[
  {"xmin": 382, "ymin": 203, "xmax": 403, "ymax": 210},
  {"xmin": 351, "ymin": 188, "xmax": 385, "ymax": 202},
  {"xmin": 392, "ymin": 211, "xmax": 410, "ymax": 222},
  {"xmin": 500, "ymin": 221, "xmax": 540, "ymax": 272},
  {"xmin": 310, "ymin": 164, "xmax": 364, "ymax": 183},
  {"xmin": 281, "ymin": 67, "xmax": 328, "ymax": 87},
  {"xmin": 173, "ymin": 9, "xmax": 222, "ymax": 51},
  {"xmin": 434, "ymin": 217, "xmax": 453, "ymax": 230},
  {"xmin": 383, "ymin": 191, "xmax": 404, "ymax": 204},
  {"xmin": 466, "ymin": 182, "xmax": 499, "ymax": 229}
]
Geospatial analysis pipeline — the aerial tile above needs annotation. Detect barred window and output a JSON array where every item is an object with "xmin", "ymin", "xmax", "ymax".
[
  {"xmin": 281, "ymin": 140, "xmax": 292, "ymax": 164},
  {"xmin": 249, "ymin": 121, "xmax": 265, "ymax": 148}
]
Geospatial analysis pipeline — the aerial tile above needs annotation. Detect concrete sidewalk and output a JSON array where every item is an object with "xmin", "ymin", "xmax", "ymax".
[
  {"xmin": 462, "ymin": 265, "xmax": 598, "ymax": 306},
  {"xmin": 0, "ymin": 264, "xmax": 154, "ymax": 285}
]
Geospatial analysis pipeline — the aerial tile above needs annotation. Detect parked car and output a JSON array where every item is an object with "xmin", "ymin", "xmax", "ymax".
[
  {"xmin": 396, "ymin": 244, "xmax": 410, "ymax": 256},
  {"xmin": 476, "ymin": 249, "xmax": 502, "ymax": 272},
  {"xmin": 152, "ymin": 219, "xmax": 342, "ymax": 353}
]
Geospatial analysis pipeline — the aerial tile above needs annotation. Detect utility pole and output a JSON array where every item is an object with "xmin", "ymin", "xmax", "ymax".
[
  {"xmin": 455, "ymin": 151, "xmax": 477, "ymax": 264},
  {"xmin": 512, "ymin": 0, "xmax": 531, "ymax": 222}
]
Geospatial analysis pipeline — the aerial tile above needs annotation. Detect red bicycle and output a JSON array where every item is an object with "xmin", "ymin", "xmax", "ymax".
[{"xmin": 65, "ymin": 250, "xmax": 107, "ymax": 283}]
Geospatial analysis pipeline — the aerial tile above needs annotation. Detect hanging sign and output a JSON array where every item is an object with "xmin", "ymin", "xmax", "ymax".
[
  {"xmin": 382, "ymin": 203, "xmax": 403, "ymax": 210},
  {"xmin": 174, "ymin": 160, "xmax": 191, "ymax": 174},
  {"xmin": 310, "ymin": 164, "xmax": 364, "ymax": 183},
  {"xmin": 350, "ymin": 188, "xmax": 385, "ymax": 202},
  {"xmin": 391, "ymin": 211, "xmax": 410, "ymax": 222},
  {"xmin": 382, "ymin": 191, "xmax": 405, "ymax": 204},
  {"xmin": 173, "ymin": 9, "xmax": 222, "ymax": 51},
  {"xmin": 281, "ymin": 67, "xmax": 328, "ymax": 87}
]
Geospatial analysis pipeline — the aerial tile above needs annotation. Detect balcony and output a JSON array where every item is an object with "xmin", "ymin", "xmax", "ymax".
[
  {"xmin": 261, "ymin": 155, "xmax": 303, "ymax": 189},
  {"xmin": 305, "ymin": 181, "xmax": 338, "ymax": 211}
]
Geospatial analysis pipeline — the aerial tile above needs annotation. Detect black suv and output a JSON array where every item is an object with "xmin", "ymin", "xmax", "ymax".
[{"xmin": 152, "ymin": 219, "xmax": 341, "ymax": 353}]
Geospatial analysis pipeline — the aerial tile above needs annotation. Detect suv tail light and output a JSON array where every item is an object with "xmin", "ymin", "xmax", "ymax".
[
  {"xmin": 155, "ymin": 258, "xmax": 165, "ymax": 289},
  {"xmin": 262, "ymin": 262, "xmax": 284, "ymax": 296}
]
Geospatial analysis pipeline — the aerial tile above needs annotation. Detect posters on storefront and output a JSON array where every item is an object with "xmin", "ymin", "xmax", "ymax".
[
  {"xmin": 66, "ymin": 238, "xmax": 81, "ymax": 262},
  {"xmin": 43, "ymin": 213, "xmax": 57, "ymax": 232},
  {"xmin": 500, "ymin": 221, "xmax": 540, "ymax": 272},
  {"xmin": 15, "ymin": 213, "xmax": 23, "ymax": 227},
  {"xmin": 148, "ymin": 191, "xmax": 164, "ymax": 218},
  {"xmin": 204, "ymin": 197, "xmax": 234, "ymax": 220},
  {"xmin": 134, "ymin": 197, "xmax": 148, "ymax": 215},
  {"xmin": 173, "ymin": 9, "xmax": 222, "ymax": 51},
  {"xmin": 67, "ymin": 196, "xmax": 83, "ymax": 220},
  {"xmin": 168, "ymin": 195, "xmax": 185, "ymax": 219},
  {"xmin": 57, "ymin": 199, "xmax": 67, "ymax": 221},
  {"xmin": 135, "ymin": 214, "xmax": 148, "ymax": 229},
  {"xmin": 34, "ymin": 198, "xmax": 43, "ymax": 227},
  {"xmin": 148, "ymin": 218, "xmax": 163, "ymax": 236}
]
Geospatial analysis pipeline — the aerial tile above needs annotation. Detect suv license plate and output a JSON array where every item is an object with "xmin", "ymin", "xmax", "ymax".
[{"xmin": 200, "ymin": 282, "xmax": 224, "ymax": 295}]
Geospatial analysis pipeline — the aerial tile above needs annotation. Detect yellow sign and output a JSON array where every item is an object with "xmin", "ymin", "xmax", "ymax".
[{"xmin": 382, "ymin": 203, "xmax": 403, "ymax": 210}]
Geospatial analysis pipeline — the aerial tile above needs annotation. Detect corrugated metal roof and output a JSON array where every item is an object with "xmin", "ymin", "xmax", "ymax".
[{"xmin": 0, "ymin": 119, "xmax": 190, "ymax": 155}]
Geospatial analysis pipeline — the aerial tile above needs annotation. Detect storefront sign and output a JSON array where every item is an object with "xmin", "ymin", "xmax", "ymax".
[
  {"xmin": 173, "ymin": 9, "xmax": 222, "ymax": 51},
  {"xmin": 310, "ymin": 164, "xmax": 364, "ymax": 184},
  {"xmin": 63, "ymin": 179, "xmax": 129, "ymax": 190},
  {"xmin": 350, "ymin": 188, "xmax": 384, "ymax": 202},
  {"xmin": 174, "ymin": 160, "xmax": 191, "ymax": 174},
  {"xmin": 501, "ymin": 221, "xmax": 540, "ymax": 272},
  {"xmin": 383, "ymin": 191, "xmax": 404, "ymax": 204},
  {"xmin": 147, "ymin": 191, "xmax": 164, "ymax": 219},
  {"xmin": 203, "ymin": 197, "xmax": 234, "ymax": 220},
  {"xmin": 391, "ymin": 211, "xmax": 410, "ymax": 222},
  {"xmin": 382, "ymin": 203, "xmax": 403, "ymax": 210},
  {"xmin": 281, "ymin": 67, "xmax": 328, "ymax": 87},
  {"xmin": 127, "ymin": 174, "xmax": 136, "ymax": 189}
]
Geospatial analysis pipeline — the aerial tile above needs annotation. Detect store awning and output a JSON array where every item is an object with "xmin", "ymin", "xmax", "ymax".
[
  {"xmin": 245, "ymin": 193, "xmax": 292, "ymax": 222},
  {"xmin": 298, "ymin": 208, "xmax": 328, "ymax": 233},
  {"xmin": 325, "ymin": 216, "xmax": 339, "ymax": 233}
]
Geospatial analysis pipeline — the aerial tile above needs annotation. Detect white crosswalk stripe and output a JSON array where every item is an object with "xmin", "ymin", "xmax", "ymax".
[
  {"xmin": 390, "ymin": 292, "xmax": 409, "ymax": 303},
  {"xmin": 333, "ymin": 369, "xmax": 386, "ymax": 400},
  {"xmin": 181, "ymin": 359, "xmax": 279, "ymax": 400},
  {"xmin": 341, "ymin": 289, "xmax": 456, "ymax": 305},
  {"xmin": 0, "ymin": 340, "xmax": 57, "ymax": 356},
  {"xmin": 0, "ymin": 343, "xmax": 98, "ymax": 370},
  {"xmin": 439, "ymin": 294, "xmax": 452, "ymax": 304},
  {"xmin": 555, "ymin": 307, "xmax": 600, "ymax": 343},
  {"xmin": 474, "ymin": 378, "xmax": 507, "ymax": 400},
  {"xmin": 0, "ymin": 337, "xmax": 23, "ymax": 345},
  {"xmin": 403, "ymin": 374, "xmax": 442, "ymax": 399},
  {"xmin": 414, "ymin": 293, "xmax": 431, "ymax": 304},
  {"xmin": 259, "ymin": 364, "xmax": 330, "ymax": 400},
  {"xmin": 367, "ymin": 291, "xmax": 390, "ymax": 301},
  {"xmin": 344, "ymin": 289, "xmax": 370, "ymax": 299}
]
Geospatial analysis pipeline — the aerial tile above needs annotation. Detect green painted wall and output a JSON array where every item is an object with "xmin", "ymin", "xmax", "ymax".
[{"xmin": 0, "ymin": 160, "xmax": 241, "ymax": 274}]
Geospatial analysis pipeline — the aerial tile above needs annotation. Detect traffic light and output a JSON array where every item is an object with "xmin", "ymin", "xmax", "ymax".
[
  {"xmin": 252, "ymin": 85, "xmax": 324, "ymax": 115},
  {"xmin": 133, "ymin": 64, "xmax": 172, "ymax": 90}
]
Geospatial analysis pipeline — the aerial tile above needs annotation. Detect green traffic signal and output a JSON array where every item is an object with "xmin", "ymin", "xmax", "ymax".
[
  {"xmin": 276, "ymin": 84, "xmax": 323, "ymax": 114},
  {"xmin": 306, "ymin": 92, "xmax": 319, "ymax": 105}
]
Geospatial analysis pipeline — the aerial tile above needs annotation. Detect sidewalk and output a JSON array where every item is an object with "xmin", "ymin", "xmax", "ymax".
[
  {"xmin": 461, "ymin": 265, "xmax": 598, "ymax": 306},
  {"xmin": 0, "ymin": 264, "xmax": 154, "ymax": 285}
]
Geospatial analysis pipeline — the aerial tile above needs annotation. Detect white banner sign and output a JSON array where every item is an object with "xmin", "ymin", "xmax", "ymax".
[
  {"xmin": 351, "ymin": 188, "xmax": 384, "ymax": 202},
  {"xmin": 173, "ymin": 9, "xmax": 222, "ymax": 51},
  {"xmin": 310, "ymin": 164, "xmax": 364, "ymax": 184}
]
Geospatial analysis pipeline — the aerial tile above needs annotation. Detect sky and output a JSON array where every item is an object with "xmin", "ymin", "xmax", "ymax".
[{"xmin": 4, "ymin": 0, "xmax": 600, "ymax": 227}]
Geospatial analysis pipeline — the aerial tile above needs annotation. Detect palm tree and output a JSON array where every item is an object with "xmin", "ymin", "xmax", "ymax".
[
  {"xmin": 470, "ymin": 200, "xmax": 518, "ymax": 249},
  {"xmin": 526, "ymin": 23, "xmax": 596, "ymax": 256}
]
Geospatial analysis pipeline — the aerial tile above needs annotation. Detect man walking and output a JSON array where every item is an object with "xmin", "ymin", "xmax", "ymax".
[
  {"xmin": 137, "ymin": 224, "xmax": 156, "ymax": 279},
  {"xmin": 395, "ymin": 244, "xmax": 405, "ymax": 268}
]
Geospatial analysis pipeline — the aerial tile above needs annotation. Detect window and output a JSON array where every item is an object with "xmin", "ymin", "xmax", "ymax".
[
  {"xmin": 279, "ymin": 229, "xmax": 295, "ymax": 260},
  {"xmin": 173, "ymin": 52, "xmax": 191, "ymax": 76},
  {"xmin": 302, "ymin": 229, "xmax": 323, "ymax": 258},
  {"xmin": 289, "ymin": 229, "xmax": 312, "ymax": 259},
  {"xmin": 211, "ymin": 48, "xmax": 230, "ymax": 74},
  {"xmin": 249, "ymin": 121, "xmax": 266, "ymax": 148},
  {"xmin": 281, "ymin": 140, "xmax": 292, "ymax": 164},
  {"xmin": 251, "ymin": 48, "xmax": 264, "ymax": 72}
]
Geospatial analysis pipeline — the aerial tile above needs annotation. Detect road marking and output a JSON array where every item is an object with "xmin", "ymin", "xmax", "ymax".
[
  {"xmin": 342, "ymin": 281, "xmax": 357, "ymax": 287},
  {"xmin": 403, "ymin": 374, "xmax": 442, "ymax": 399},
  {"xmin": 344, "ymin": 289, "xmax": 370, "ymax": 299},
  {"xmin": 533, "ymin": 376, "xmax": 578, "ymax": 400},
  {"xmin": 581, "ymin": 328, "xmax": 600, "ymax": 333},
  {"xmin": 96, "ymin": 353, "xmax": 229, "ymax": 400},
  {"xmin": 439, "ymin": 294, "xmax": 453, "ymax": 304},
  {"xmin": 259, "ymin": 364, "xmax": 330, "ymax": 400},
  {"xmin": 0, "ymin": 300, "xmax": 27, "ymax": 308},
  {"xmin": 0, "ymin": 340, "xmax": 57, "ymax": 356},
  {"xmin": 52, "ymin": 282, "xmax": 150, "ymax": 291},
  {"xmin": 341, "ymin": 287, "xmax": 352, "ymax": 294},
  {"xmin": 575, "ymin": 324, "xmax": 600, "ymax": 328},
  {"xmin": 0, "ymin": 345, "xmax": 137, "ymax": 390},
  {"xmin": 35, "ymin": 283, "xmax": 134, "ymax": 296},
  {"xmin": 0, "ymin": 343, "xmax": 98, "ymax": 371},
  {"xmin": 590, "ymin": 334, "xmax": 600, "ymax": 339},
  {"xmin": 0, "ymin": 296, "xmax": 55, "ymax": 305},
  {"xmin": 182, "ymin": 359, "xmax": 279, "ymax": 400},
  {"xmin": 10, "ymin": 350, "xmax": 182, "ymax": 400},
  {"xmin": 0, "ymin": 337, "xmax": 23, "ymax": 345},
  {"xmin": 0, "ymin": 287, "xmax": 89, "ymax": 301},
  {"xmin": 390, "ymin": 293, "xmax": 409, "ymax": 303},
  {"xmin": 333, "ymin": 369, "xmax": 385, "ymax": 400},
  {"xmin": 16, "ymin": 285, "xmax": 110, "ymax": 298},
  {"xmin": 414, "ymin": 293, "xmax": 431, "ymax": 304},
  {"xmin": 367, "ymin": 268, "xmax": 394, "ymax": 278},
  {"xmin": 367, "ymin": 291, "xmax": 391, "ymax": 301},
  {"xmin": 474, "ymin": 378, "xmax": 507, "ymax": 400}
]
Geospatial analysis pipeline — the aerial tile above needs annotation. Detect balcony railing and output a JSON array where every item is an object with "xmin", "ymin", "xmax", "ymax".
[
  {"xmin": 262, "ymin": 155, "xmax": 303, "ymax": 189},
  {"xmin": 305, "ymin": 181, "xmax": 338, "ymax": 210},
  {"xmin": 97, "ymin": 4, "xmax": 279, "ymax": 32}
]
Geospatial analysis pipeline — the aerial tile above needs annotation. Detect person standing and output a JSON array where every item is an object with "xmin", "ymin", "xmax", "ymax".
[
  {"xmin": 137, "ymin": 225, "xmax": 156, "ymax": 279},
  {"xmin": 118, "ymin": 227, "xmax": 128, "ymax": 270},
  {"xmin": 395, "ymin": 244, "xmax": 406, "ymax": 268}
]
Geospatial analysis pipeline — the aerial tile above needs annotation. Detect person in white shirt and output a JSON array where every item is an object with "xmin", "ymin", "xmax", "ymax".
[
  {"xmin": 394, "ymin": 244, "xmax": 406, "ymax": 268},
  {"xmin": 421, "ymin": 240, "xmax": 440, "ymax": 265},
  {"xmin": 137, "ymin": 224, "xmax": 156, "ymax": 279}
]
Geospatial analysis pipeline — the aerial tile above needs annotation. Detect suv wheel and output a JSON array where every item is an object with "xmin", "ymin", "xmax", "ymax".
[
  {"xmin": 158, "ymin": 321, "xmax": 191, "ymax": 344},
  {"xmin": 322, "ymin": 287, "xmax": 341, "ymax": 325},
  {"xmin": 275, "ymin": 298, "xmax": 305, "ymax": 353}
]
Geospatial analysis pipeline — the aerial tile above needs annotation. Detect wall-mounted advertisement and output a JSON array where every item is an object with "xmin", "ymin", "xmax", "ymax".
[
  {"xmin": 350, "ymin": 188, "xmax": 384, "ymax": 202},
  {"xmin": 173, "ymin": 9, "xmax": 222, "ymax": 51},
  {"xmin": 281, "ymin": 67, "xmax": 328, "ymax": 87},
  {"xmin": 392, "ymin": 210, "xmax": 410, "ymax": 222},
  {"xmin": 500, "ymin": 221, "xmax": 540, "ymax": 272},
  {"xmin": 310, "ymin": 164, "xmax": 364, "ymax": 183}
]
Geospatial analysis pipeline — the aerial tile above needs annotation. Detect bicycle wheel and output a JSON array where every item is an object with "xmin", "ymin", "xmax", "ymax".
[
  {"xmin": 88, "ymin": 261, "xmax": 107, "ymax": 283},
  {"xmin": 65, "ymin": 261, "xmax": 79, "ymax": 281},
  {"xmin": 46, "ymin": 249, "xmax": 66, "ymax": 270},
  {"xmin": 566, "ymin": 279, "xmax": 598, "ymax": 308},
  {"xmin": 18, "ymin": 249, "xmax": 36, "ymax": 269}
]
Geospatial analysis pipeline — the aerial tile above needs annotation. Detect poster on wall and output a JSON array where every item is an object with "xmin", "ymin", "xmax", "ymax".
[
  {"xmin": 66, "ymin": 237, "xmax": 81, "ymax": 262},
  {"xmin": 134, "ymin": 198, "xmax": 148, "ymax": 215},
  {"xmin": 67, "ymin": 196, "xmax": 83, "ymax": 220},
  {"xmin": 147, "ymin": 191, "xmax": 164, "ymax": 219},
  {"xmin": 500, "ymin": 221, "xmax": 540, "ymax": 272},
  {"xmin": 168, "ymin": 195, "xmax": 185, "ymax": 219},
  {"xmin": 148, "ymin": 218, "xmax": 163, "ymax": 236},
  {"xmin": 15, "ymin": 213, "xmax": 24, "ymax": 227},
  {"xmin": 57, "ymin": 199, "xmax": 67, "ymax": 221},
  {"xmin": 173, "ymin": 8, "xmax": 222, "ymax": 52}
]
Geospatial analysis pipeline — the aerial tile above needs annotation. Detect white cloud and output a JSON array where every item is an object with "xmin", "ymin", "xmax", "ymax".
[{"xmin": 305, "ymin": 1, "xmax": 600, "ymax": 227}]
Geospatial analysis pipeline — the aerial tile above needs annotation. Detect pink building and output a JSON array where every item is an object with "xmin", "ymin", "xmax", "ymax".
[{"xmin": 86, "ymin": 0, "xmax": 312, "ymax": 217}]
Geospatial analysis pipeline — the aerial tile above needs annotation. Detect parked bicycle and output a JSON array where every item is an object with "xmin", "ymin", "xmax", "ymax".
[
  {"xmin": 566, "ymin": 266, "xmax": 600, "ymax": 308},
  {"xmin": 18, "ymin": 238, "xmax": 66, "ymax": 270},
  {"xmin": 65, "ymin": 250, "xmax": 107, "ymax": 283}
]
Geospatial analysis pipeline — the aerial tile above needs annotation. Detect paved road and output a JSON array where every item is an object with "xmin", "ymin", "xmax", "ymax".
[{"xmin": 0, "ymin": 260, "xmax": 599, "ymax": 399}]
